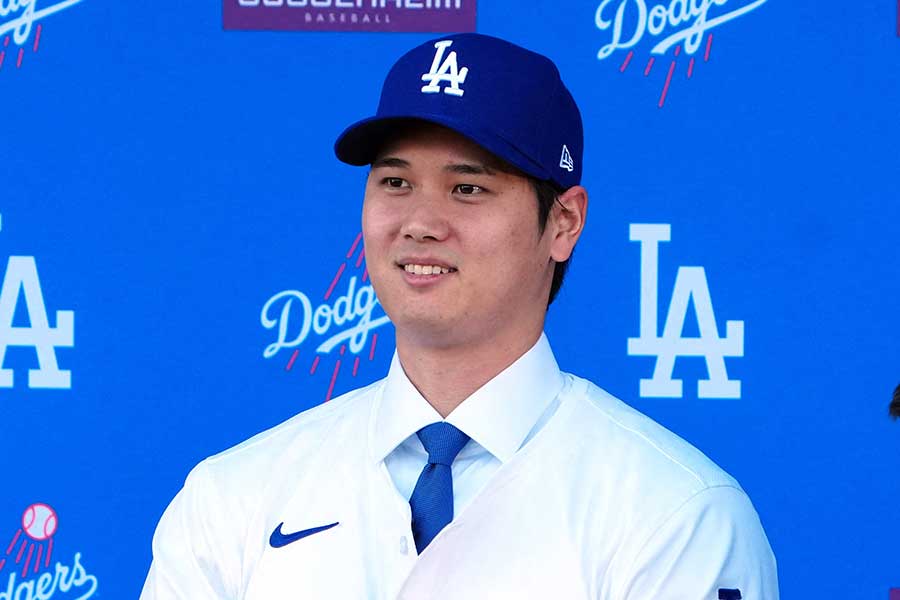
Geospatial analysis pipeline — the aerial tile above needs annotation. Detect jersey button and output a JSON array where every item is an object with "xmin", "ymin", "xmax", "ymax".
[{"xmin": 399, "ymin": 536, "xmax": 409, "ymax": 555}]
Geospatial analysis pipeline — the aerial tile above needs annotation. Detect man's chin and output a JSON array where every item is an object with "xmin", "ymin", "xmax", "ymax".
[{"xmin": 392, "ymin": 315, "xmax": 470, "ymax": 349}]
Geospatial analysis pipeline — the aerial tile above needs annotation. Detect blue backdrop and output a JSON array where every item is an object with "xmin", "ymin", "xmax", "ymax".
[{"xmin": 2, "ymin": 0, "xmax": 899, "ymax": 597}]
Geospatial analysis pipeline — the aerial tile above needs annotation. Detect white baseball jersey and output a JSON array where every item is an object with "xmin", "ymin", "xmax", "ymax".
[{"xmin": 140, "ymin": 335, "xmax": 778, "ymax": 599}]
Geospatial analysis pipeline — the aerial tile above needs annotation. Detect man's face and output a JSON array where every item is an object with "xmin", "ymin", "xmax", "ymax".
[{"xmin": 362, "ymin": 124, "xmax": 556, "ymax": 351}]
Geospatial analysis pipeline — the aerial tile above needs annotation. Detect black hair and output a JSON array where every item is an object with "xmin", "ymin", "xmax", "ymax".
[
  {"xmin": 889, "ymin": 383, "xmax": 900, "ymax": 420},
  {"xmin": 531, "ymin": 178, "xmax": 571, "ymax": 307}
]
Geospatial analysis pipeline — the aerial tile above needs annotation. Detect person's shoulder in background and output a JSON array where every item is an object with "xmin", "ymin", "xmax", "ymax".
[{"xmin": 889, "ymin": 383, "xmax": 899, "ymax": 419}]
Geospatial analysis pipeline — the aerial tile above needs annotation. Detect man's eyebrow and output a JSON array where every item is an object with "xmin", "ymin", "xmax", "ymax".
[
  {"xmin": 444, "ymin": 162, "xmax": 496, "ymax": 176},
  {"xmin": 371, "ymin": 157, "xmax": 410, "ymax": 169}
]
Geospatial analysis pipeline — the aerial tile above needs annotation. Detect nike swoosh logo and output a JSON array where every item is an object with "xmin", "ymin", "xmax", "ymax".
[{"xmin": 269, "ymin": 521, "xmax": 340, "ymax": 548}]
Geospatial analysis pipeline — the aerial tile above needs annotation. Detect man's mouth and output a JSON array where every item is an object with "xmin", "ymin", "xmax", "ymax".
[{"xmin": 401, "ymin": 263, "xmax": 457, "ymax": 275}]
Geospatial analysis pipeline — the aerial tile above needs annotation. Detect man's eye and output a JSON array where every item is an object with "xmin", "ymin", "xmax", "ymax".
[
  {"xmin": 454, "ymin": 184, "xmax": 484, "ymax": 195},
  {"xmin": 382, "ymin": 177, "xmax": 409, "ymax": 188}
]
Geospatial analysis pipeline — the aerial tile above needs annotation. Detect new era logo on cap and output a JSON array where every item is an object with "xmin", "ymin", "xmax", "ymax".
[
  {"xmin": 560, "ymin": 144, "xmax": 574, "ymax": 172},
  {"xmin": 421, "ymin": 40, "xmax": 469, "ymax": 97},
  {"xmin": 334, "ymin": 33, "xmax": 584, "ymax": 191}
]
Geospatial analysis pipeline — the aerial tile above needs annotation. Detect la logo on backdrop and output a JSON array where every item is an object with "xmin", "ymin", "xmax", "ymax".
[
  {"xmin": 0, "ymin": 503, "xmax": 98, "ymax": 599},
  {"xmin": 0, "ymin": 215, "xmax": 74, "ymax": 391},
  {"xmin": 594, "ymin": 0, "xmax": 768, "ymax": 107},
  {"xmin": 261, "ymin": 232, "xmax": 391, "ymax": 402},
  {"xmin": 223, "ymin": 0, "xmax": 476, "ymax": 32},
  {"xmin": 628, "ymin": 224, "xmax": 744, "ymax": 399},
  {"xmin": 0, "ymin": 0, "xmax": 83, "ymax": 71}
]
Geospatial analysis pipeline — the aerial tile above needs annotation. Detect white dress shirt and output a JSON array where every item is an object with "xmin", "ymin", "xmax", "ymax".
[
  {"xmin": 140, "ymin": 334, "xmax": 779, "ymax": 599},
  {"xmin": 379, "ymin": 334, "xmax": 563, "ymax": 519}
]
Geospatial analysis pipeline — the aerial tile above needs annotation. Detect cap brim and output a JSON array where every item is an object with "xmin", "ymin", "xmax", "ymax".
[{"xmin": 334, "ymin": 114, "xmax": 550, "ymax": 182}]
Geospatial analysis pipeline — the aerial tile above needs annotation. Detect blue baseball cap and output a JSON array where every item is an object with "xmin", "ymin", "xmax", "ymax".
[{"xmin": 334, "ymin": 33, "xmax": 583, "ymax": 190}]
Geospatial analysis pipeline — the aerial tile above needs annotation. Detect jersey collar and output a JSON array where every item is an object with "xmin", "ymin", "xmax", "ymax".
[{"xmin": 371, "ymin": 333, "xmax": 564, "ymax": 465}]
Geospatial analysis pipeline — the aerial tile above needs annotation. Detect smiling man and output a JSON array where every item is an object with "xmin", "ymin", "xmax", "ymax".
[
  {"xmin": 141, "ymin": 34, "xmax": 778, "ymax": 599},
  {"xmin": 357, "ymin": 123, "xmax": 583, "ymax": 418}
]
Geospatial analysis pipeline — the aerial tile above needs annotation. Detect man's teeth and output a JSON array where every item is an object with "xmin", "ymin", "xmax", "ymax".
[{"xmin": 404, "ymin": 264, "xmax": 451, "ymax": 275}]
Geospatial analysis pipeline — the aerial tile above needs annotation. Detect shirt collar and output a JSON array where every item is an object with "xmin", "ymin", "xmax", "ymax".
[{"xmin": 371, "ymin": 333, "xmax": 564, "ymax": 465}]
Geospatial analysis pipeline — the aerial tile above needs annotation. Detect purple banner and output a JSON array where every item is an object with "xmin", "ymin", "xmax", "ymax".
[{"xmin": 223, "ymin": 0, "xmax": 476, "ymax": 33}]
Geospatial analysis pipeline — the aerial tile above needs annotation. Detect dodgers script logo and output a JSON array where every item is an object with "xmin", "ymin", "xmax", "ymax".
[
  {"xmin": 0, "ymin": 503, "xmax": 98, "ymax": 599},
  {"xmin": 0, "ymin": 0, "xmax": 83, "ymax": 71},
  {"xmin": 594, "ymin": 0, "xmax": 768, "ymax": 107},
  {"xmin": 627, "ymin": 224, "xmax": 743, "ymax": 399},
  {"xmin": 0, "ymin": 215, "xmax": 74, "ymax": 390},
  {"xmin": 261, "ymin": 232, "xmax": 390, "ymax": 401}
]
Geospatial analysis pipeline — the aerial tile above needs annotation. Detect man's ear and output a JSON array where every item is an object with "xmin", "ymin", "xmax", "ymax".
[{"xmin": 549, "ymin": 185, "xmax": 588, "ymax": 262}]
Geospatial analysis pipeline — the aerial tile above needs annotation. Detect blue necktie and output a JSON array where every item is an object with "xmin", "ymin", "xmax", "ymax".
[{"xmin": 409, "ymin": 422, "xmax": 470, "ymax": 553}]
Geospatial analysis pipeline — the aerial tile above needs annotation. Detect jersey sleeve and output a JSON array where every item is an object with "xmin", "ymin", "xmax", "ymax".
[
  {"xmin": 617, "ymin": 485, "xmax": 779, "ymax": 600},
  {"xmin": 139, "ymin": 462, "xmax": 243, "ymax": 600}
]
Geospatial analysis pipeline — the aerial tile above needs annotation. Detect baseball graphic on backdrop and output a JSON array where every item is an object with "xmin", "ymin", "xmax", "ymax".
[{"xmin": 22, "ymin": 503, "xmax": 58, "ymax": 541}]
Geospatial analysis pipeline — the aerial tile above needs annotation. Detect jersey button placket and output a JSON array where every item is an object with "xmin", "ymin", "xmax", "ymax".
[{"xmin": 374, "ymin": 460, "xmax": 418, "ymax": 597}]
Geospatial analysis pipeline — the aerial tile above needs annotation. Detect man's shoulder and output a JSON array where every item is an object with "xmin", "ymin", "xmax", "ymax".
[
  {"xmin": 199, "ymin": 378, "xmax": 383, "ymax": 482},
  {"xmin": 546, "ymin": 375, "xmax": 776, "ymax": 594},
  {"xmin": 558, "ymin": 373, "xmax": 741, "ymax": 495}
]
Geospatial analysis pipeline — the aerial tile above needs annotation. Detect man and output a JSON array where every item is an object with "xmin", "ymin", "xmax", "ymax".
[{"xmin": 141, "ymin": 33, "xmax": 778, "ymax": 599}]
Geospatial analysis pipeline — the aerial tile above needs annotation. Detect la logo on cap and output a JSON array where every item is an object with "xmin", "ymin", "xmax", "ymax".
[{"xmin": 421, "ymin": 40, "xmax": 469, "ymax": 97}]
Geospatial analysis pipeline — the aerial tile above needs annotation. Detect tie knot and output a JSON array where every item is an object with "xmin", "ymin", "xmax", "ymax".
[{"xmin": 417, "ymin": 422, "xmax": 470, "ymax": 466}]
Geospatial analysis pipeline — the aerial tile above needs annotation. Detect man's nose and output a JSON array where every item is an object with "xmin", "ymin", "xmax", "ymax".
[{"xmin": 400, "ymin": 192, "xmax": 450, "ymax": 242}]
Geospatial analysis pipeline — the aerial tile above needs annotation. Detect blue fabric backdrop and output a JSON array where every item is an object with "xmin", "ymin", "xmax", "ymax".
[{"xmin": 2, "ymin": 0, "xmax": 898, "ymax": 597}]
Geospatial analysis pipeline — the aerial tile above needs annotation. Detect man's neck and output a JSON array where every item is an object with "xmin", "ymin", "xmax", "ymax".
[{"xmin": 395, "ymin": 327, "xmax": 544, "ymax": 418}]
